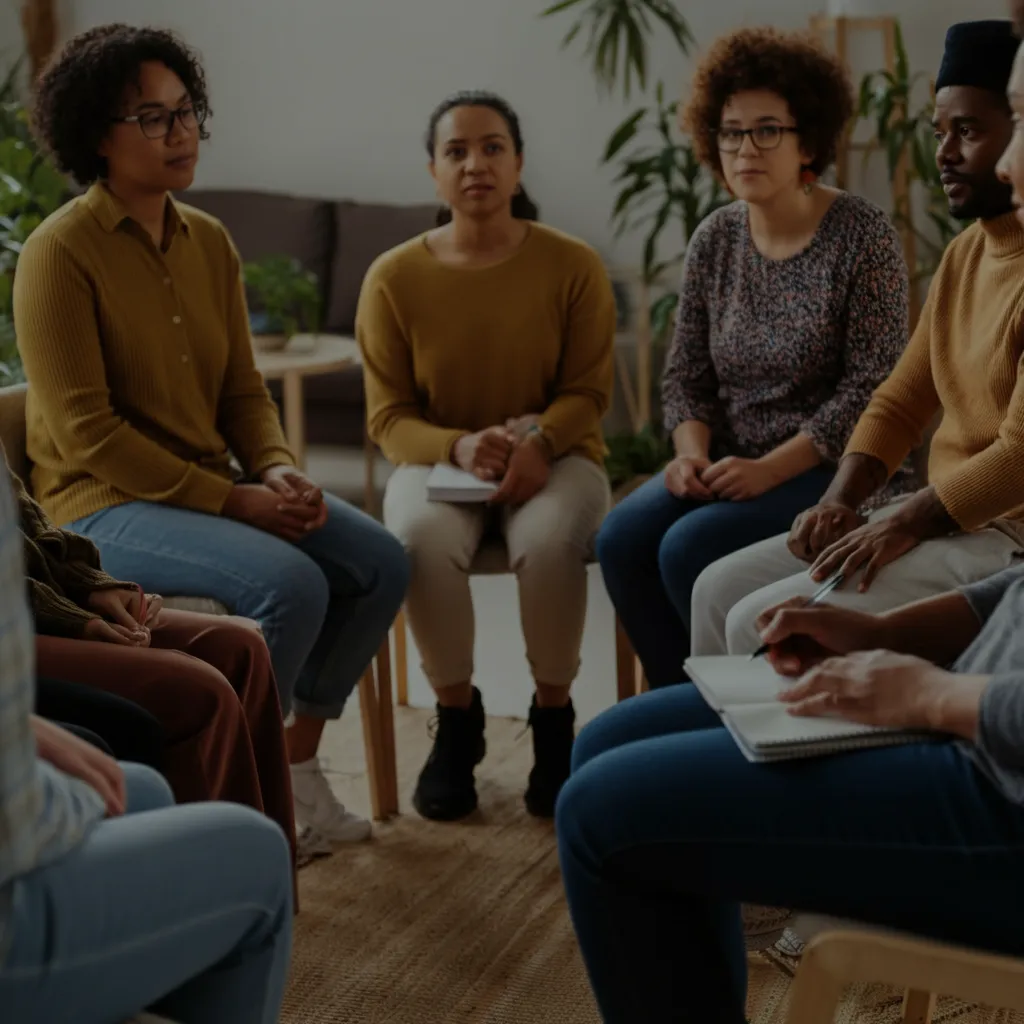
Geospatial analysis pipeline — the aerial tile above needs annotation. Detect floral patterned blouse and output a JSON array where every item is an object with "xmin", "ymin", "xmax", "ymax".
[{"xmin": 662, "ymin": 193, "xmax": 914, "ymax": 483}]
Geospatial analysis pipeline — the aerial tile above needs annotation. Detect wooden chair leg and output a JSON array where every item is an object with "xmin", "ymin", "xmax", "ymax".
[
  {"xmin": 785, "ymin": 935, "xmax": 849, "ymax": 1024},
  {"xmin": 375, "ymin": 636, "xmax": 399, "ymax": 816},
  {"xmin": 395, "ymin": 608, "xmax": 409, "ymax": 707},
  {"xmin": 901, "ymin": 989, "xmax": 936, "ymax": 1024},
  {"xmin": 615, "ymin": 616, "xmax": 638, "ymax": 702},
  {"xmin": 357, "ymin": 666, "xmax": 385, "ymax": 820},
  {"xmin": 362, "ymin": 426, "xmax": 377, "ymax": 518}
]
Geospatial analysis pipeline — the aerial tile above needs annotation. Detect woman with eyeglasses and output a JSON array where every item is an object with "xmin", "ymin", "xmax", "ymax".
[
  {"xmin": 596, "ymin": 27, "xmax": 916, "ymax": 698},
  {"xmin": 14, "ymin": 24, "xmax": 409, "ymax": 857}
]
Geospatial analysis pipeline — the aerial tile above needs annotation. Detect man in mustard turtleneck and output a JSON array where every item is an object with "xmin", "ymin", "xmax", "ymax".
[{"xmin": 690, "ymin": 19, "xmax": 1024, "ymax": 658}]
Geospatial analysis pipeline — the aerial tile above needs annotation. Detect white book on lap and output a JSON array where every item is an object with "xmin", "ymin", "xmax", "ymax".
[
  {"xmin": 426, "ymin": 464, "xmax": 498, "ymax": 503},
  {"xmin": 684, "ymin": 656, "xmax": 932, "ymax": 763}
]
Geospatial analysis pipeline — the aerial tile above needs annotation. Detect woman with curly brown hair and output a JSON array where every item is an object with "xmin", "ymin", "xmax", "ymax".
[
  {"xmin": 596, "ymin": 26, "xmax": 915, "ymax": 688},
  {"xmin": 14, "ymin": 24, "xmax": 409, "ymax": 853}
]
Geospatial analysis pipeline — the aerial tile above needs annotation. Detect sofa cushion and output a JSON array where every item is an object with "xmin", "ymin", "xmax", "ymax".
[
  {"xmin": 180, "ymin": 189, "xmax": 335, "ymax": 309},
  {"xmin": 326, "ymin": 201, "xmax": 437, "ymax": 334}
]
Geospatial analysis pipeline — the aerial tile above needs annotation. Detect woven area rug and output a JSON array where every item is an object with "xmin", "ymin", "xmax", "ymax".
[{"xmin": 282, "ymin": 707, "xmax": 1022, "ymax": 1023}]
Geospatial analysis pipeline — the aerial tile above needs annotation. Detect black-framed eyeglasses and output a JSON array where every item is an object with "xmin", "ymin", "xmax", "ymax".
[
  {"xmin": 715, "ymin": 125, "xmax": 799, "ymax": 153},
  {"xmin": 112, "ymin": 103, "xmax": 205, "ymax": 140}
]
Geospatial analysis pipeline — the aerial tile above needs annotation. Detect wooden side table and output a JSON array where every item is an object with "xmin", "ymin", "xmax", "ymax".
[
  {"xmin": 253, "ymin": 334, "xmax": 359, "ymax": 471},
  {"xmin": 253, "ymin": 333, "xmax": 380, "ymax": 516}
]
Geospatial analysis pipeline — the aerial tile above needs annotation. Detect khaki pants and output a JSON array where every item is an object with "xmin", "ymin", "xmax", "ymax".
[
  {"xmin": 384, "ymin": 456, "xmax": 610, "ymax": 690},
  {"xmin": 690, "ymin": 500, "xmax": 1024, "ymax": 657}
]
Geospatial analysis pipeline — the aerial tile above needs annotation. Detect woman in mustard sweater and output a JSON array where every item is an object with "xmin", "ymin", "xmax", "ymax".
[
  {"xmin": 357, "ymin": 91, "xmax": 615, "ymax": 821},
  {"xmin": 14, "ymin": 25, "xmax": 409, "ymax": 852}
]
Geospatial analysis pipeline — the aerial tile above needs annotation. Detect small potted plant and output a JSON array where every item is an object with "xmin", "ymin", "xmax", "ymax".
[{"xmin": 243, "ymin": 255, "xmax": 322, "ymax": 352}]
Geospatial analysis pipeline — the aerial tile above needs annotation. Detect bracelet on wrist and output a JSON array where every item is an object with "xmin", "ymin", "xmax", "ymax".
[{"xmin": 525, "ymin": 424, "xmax": 554, "ymax": 460}]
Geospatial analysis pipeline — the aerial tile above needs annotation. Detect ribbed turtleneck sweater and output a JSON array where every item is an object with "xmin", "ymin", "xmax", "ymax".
[{"xmin": 846, "ymin": 211, "xmax": 1024, "ymax": 531}]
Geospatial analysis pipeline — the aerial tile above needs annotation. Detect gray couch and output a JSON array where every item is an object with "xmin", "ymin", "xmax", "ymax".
[{"xmin": 181, "ymin": 188, "xmax": 437, "ymax": 447}]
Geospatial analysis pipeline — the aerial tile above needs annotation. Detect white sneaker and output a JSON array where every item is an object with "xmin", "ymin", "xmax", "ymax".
[{"xmin": 290, "ymin": 758, "xmax": 372, "ymax": 842}]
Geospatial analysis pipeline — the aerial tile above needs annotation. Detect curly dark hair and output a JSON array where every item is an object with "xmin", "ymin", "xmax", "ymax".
[
  {"xmin": 682, "ymin": 27, "xmax": 852, "ymax": 179},
  {"xmin": 32, "ymin": 23, "xmax": 211, "ymax": 185}
]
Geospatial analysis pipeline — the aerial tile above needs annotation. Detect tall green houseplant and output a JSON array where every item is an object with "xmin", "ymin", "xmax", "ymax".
[
  {"xmin": 0, "ymin": 56, "xmax": 68, "ymax": 384},
  {"xmin": 543, "ymin": 0, "xmax": 725, "ymax": 305}
]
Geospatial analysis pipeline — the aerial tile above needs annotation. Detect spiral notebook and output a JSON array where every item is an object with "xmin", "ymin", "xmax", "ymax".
[{"xmin": 684, "ymin": 656, "xmax": 930, "ymax": 763}]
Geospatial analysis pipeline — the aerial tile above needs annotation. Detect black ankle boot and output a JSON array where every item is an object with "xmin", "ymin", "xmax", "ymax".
[
  {"xmin": 413, "ymin": 687, "xmax": 486, "ymax": 821},
  {"xmin": 524, "ymin": 697, "xmax": 575, "ymax": 818}
]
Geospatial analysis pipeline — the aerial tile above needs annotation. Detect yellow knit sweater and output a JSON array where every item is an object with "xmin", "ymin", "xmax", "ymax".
[
  {"xmin": 356, "ymin": 223, "xmax": 616, "ymax": 466},
  {"xmin": 14, "ymin": 184, "xmax": 294, "ymax": 526},
  {"xmin": 846, "ymin": 212, "xmax": 1024, "ymax": 530}
]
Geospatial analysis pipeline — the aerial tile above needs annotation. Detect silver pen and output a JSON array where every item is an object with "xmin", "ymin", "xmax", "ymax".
[{"xmin": 749, "ymin": 569, "xmax": 846, "ymax": 660}]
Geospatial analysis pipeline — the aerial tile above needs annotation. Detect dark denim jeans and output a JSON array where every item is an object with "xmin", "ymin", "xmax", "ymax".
[
  {"xmin": 596, "ymin": 468, "xmax": 833, "ymax": 687},
  {"xmin": 556, "ymin": 686, "xmax": 1024, "ymax": 1024}
]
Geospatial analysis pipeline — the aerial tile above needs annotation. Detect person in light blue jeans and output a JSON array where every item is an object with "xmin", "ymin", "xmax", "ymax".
[
  {"xmin": 18, "ymin": 26, "xmax": 410, "ymax": 851},
  {"xmin": 3, "ymin": 764, "xmax": 292, "ymax": 1024},
  {"xmin": 0, "ymin": 466, "xmax": 292, "ymax": 1024}
]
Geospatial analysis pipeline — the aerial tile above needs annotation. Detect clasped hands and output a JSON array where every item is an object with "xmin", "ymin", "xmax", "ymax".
[
  {"xmin": 222, "ymin": 464, "xmax": 328, "ymax": 543},
  {"xmin": 84, "ymin": 587, "xmax": 163, "ymax": 647},
  {"xmin": 453, "ymin": 415, "xmax": 551, "ymax": 505},
  {"xmin": 664, "ymin": 454, "xmax": 780, "ymax": 502}
]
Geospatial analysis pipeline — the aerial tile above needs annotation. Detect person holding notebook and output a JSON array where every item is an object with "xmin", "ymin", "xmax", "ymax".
[
  {"xmin": 556, "ymin": 556, "xmax": 1024, "ymax": 1021},
  {"xmin": 357, "ymin": 91, "xmax": 615, "ymax": 822},
  {"xmin": 689, "ymin": 19, "xmax": 1024, "ymax": 662}
]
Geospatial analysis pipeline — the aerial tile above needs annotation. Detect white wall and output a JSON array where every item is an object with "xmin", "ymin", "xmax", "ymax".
[
  {"xmin": 2, "ymin": 1, "xmax": 24, "ymax": 71},
  {"xmin": 17, "ymin": 0, "xmax": 1019, "ymax": 264},
  {"xmin": 62, "ymin": 0, "xmax": 824, "ymax": 266}
]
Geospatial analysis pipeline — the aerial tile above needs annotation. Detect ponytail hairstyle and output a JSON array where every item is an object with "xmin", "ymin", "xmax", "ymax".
[{"xmin": 425, "ymin": 89, "xmax": 540, "ymax": 225}]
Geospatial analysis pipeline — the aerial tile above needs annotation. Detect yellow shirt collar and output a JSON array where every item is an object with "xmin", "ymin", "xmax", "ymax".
[{"xmin": 85, "ymin": 181, "xmax": 190, "ymax": 239}]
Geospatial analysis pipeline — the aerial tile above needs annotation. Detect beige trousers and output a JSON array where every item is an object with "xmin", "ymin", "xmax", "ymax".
[
  {"xmin": 384, "ymin": 456, "xmax": 610, "ymax": 690},
  {"xmin": 690, "ymin": 500, "xmax": 1024, "ymax": 657}
]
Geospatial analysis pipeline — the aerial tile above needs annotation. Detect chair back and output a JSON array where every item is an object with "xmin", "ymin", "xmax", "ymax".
[{"xmin": 0, "ymin": 384, "xmax": 29, "ymax": 482}]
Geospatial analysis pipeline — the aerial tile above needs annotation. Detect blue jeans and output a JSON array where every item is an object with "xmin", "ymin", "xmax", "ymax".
[
  {"xmin": 596, "ymin": 468, "xmax": 833, "ymax": 687},
  {"xmin": 556, "ymin": 686, "xmax": 1024, "ymax": 1024},
  {"xmin": 1, "ymin": 764, "xmax": 292, "ymax": 1024},
  {"xmin": 73, "ymin": 494, "xmax": 409, "ymax": 718}
]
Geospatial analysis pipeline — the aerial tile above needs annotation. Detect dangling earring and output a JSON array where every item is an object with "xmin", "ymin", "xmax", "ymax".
[
  {"xmin": 513, "ymin": 182, "xmax": 523, "ymax": 195},
  {"xmin": 800, "ymin": 166, "xmax": 817, "ymax": 195}
]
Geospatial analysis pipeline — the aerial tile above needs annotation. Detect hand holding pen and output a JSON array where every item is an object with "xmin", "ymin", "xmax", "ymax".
[{"xmin": 749, "ymin": 570, "xmax": 846, "ymax": 661}]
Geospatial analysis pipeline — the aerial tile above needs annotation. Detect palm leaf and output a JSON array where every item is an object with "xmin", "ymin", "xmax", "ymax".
[{"xmin": 604, "ymin": 108, "xmax": 647, "ymax": 161}]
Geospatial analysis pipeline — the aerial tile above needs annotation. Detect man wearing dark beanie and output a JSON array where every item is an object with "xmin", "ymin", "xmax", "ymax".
[{"xmin": 692, "ymin": 18, "xmax": 1024, "ymax": 672}]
